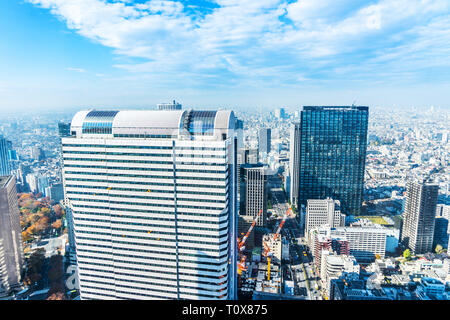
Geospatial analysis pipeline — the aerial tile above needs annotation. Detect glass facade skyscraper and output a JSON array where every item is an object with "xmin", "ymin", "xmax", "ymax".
[
  {"xmin": 297, "ymin": 106, "xmax": 368, "ymax": 215},
  {"xmin": 0, "ymin": 136, "xmax": 11, "ymax": 176}
]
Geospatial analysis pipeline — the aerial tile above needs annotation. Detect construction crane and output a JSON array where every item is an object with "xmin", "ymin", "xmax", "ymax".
[
  {"xmin": 262, "ymin": 206, "xmax": 293, "ymax": 281},
  {"xmin": 237, "ymin": 209, "xmax": 263, "ymax": 275}
]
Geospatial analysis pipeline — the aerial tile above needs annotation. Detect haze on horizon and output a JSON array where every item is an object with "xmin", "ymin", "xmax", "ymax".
[{"xmin": 1, "ymin": 0, "xmax": 450, "ymax": 112}]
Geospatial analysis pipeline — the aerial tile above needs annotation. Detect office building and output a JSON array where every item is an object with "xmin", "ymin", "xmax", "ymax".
[
  {"xmin": 330, "ymin": 275, "xmax": 392, "ymax": 300},
  {"xmin": 258, "ymin": 128, "xmax": 271, "ymax": 155},
  {"xmin": 434, "ymin": 205, "xmax": 449, "ymax": 250},
  {"xmin": 275, "ymin": 108, "xmax": 285, "ymax": 120},
  {"xmin": 0, "ymin": 176, "xmax": 23, "ymax": 295},
  {"xmin": 239, "ymin": 164, "xmax": 267, "ymax": 227},
  {"xmin": 62, "ymin": 109, "xmax": 238, "ymax": 300},
  {"xmin": 305, "ymin": 198, "xmax": 345, "ymax": 238},
  {"xmin": 289, "ymin": 123, "xmax": 300, "ymax": 208},
  {"xmin": 248, "ymin": 148, "xmax": 258, "ymax": 164},
  {"xmin": 401, "ymin": 180, "xmax": 439, "ymax": 254},
  {"xmin": 31, "ymin": 146, "xmax": 45, "ymax": 161},
  {"xmin": 0, "ymin": 136, "xmax": 11, "ymax": 176},
  {"xmin": 157, "ymin": 100, "xmax": 182, "ymax": 110},
  {"xmin": 45, "ymin": 183, "xmax": 64, "ymax": 202},
  {"xmin": 331, "ymin": 226, "xmax": 387, "ymax": 262},
  {"xmin": 25, "ymin": 173, "xmax": 38, "ymax": 193},
  {"xmin": 320, "ymin": 251, "xmax": 359, "ymax": 295},
  {"xmin": 297, "ymin": 106, "xmax": 369, "ymax": 215}
]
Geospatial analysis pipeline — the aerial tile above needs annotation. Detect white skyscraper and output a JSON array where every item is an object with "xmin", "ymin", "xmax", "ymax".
[
  {"xmin": 305, "ymin": 198, "xmax": 345, "ymax": 238},
  {"xmin": 62, "ymin": 109, "xmax": 238, "ymax": 300}
]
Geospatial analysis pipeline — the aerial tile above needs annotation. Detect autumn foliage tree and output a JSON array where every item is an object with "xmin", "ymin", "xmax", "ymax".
[
  {"xmin": 52, "ymin": 219, "xmax": 62, "ymax": 230},
  {"xmin": 53, "ymin": 204, "xmax": 64, "ymax": 218}
]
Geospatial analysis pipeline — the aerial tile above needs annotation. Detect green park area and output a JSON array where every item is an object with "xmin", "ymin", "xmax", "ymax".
[{"xmin": 355, "ymin": 216, "xmax": 390, "ymax": 225}]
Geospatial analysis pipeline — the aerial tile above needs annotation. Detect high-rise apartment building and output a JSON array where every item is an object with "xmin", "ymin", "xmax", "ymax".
[
  {"xmin": 305, "ymin": 198, "xmax": 345, "ymax": 238},
  {"xmin": 297, "ymin": 106, "xmax": 369, "ymax": 215},
  {"xmin": 289, "ymin": 123, "xmax": 300, "ymax": 209},
  {"xmin": 157, "ymin": 100, "xmax": 182, "ymax": 110},
  {"xmin": 401, "ymin": 180, "xmax": 439, "ymax": 254},
  {"xmin": 0, "ymin": 176, "xmax": 23, "ymax": 296},
  {"xmin": 0, "ymin": 136, "xmax": 11, "ymax": 176},
  {"xmin": 62, "ymin": 109, "xmax": 238, "ymax": 300},
  {"xmin": 258, "ymin": 128, "xmax": 271, "ymax": 155}
]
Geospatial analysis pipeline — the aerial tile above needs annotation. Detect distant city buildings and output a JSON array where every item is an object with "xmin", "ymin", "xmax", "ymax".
[
  {"xmin": 62, "ymin": 109, "xmax": 238, "ymax": 300},
  {"xmin": 31, "ymin": 146, "xmax": 45, "ymax": 161},
  {"xmin": 157, "ymin": 100, "xmax": 182, "ymax": 110},
  {"xmin": 297, "ymin": 106, "xmax": 369, "ymax": 215},
  {"xmin": 401, "ymin": 180, "xmax": 439, "ymax": 254},
  {"xmin": 258, "ymin": 128, "xmax": 271, "ymax": 156},
  {"xmin": 0, "ymin": 176, "xmax": 23, "ymax": 296},
  {"xmin": 275, "ymin": 108, "xmax": 286, "ymax": 120}
]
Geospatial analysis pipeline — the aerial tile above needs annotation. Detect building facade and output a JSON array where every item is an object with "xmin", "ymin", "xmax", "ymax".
[
  {"xmin": 305, "ymin": 198, "xmax": 345, "ymax": 238},
  {"xmin": 239, "ymin": 164, "xmax": 267, "ymax": 227},
  {"xmin": 289, "ymin": 123, "xmax": 300, "ymax": 209},
  {"xmin": 258, "ymin": 128, "xmax": 271, "ymax": 155},
  {"xmin": 0, "ymin": 176, "xmax": 23, "ymax": 296},
  {"xmin": 0, "ymin": 136, "xmax": 11, "ymax": 176},
  {"xmin": 157, "ymin": 100, "xmax": 182, "ymax": 110},
  {"xmin": 401, "ymin": 180, "xmax": 439, "ymax": 254},
  {"xmin": 297, "ymin": 106, "xmax": 369, "ymax": 215},
  {"xmin": 331, "ymin": 226, "xmax": 387, "ymax": 262},
  {"xmin": 62, "ymin": 109, "xmax": 239, "ymax": 300}
]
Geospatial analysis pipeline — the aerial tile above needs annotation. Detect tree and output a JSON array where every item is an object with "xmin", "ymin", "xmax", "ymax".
[
  {"xmin": 403, "ymin": 249, "xmax": 412, "ymax": 261},
  {"xmin": 52, "ymin": 219, "xmax": 62, "ymax": 230},
  {"xmin": 53, "ymin": 204, "xmax": 64, "ymax": 218},
  {"xmin": 435, "ymin": 244, "xmax": 445, "ymax": 254},
  {"xmin": 39, "ymin": 207, "xmax": 51, "ymax": 217},
  {"xmin": 24, "ymin": 248, "xmax": 46, "ymax": 285}
]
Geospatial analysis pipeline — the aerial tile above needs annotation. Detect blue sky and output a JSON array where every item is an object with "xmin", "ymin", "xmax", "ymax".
[{"xmin": 1, "ymin": 0, "xmax": 450, "ymax": 112}]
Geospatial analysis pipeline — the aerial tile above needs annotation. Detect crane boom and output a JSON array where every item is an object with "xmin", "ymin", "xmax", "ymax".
[
  {"xmin": 263, "ymin": 207, "xmax": 292, "ymax": 257},
  {"xmin": 238, "ymin": 209, "xmax": 263, "ymax": 251}
]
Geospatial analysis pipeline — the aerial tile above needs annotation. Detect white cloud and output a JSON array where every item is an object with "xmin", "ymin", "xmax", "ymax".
[
  {"xmin": 66, "ymin": 67, "xmax": 87, "ymax": 72},
  {"xmin": 28, "ymin": 0, "xmax": 450, "ymax": 86}
]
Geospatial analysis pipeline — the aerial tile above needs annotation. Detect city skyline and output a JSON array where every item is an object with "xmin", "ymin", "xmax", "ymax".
[
  {"xmin": 1, "ymin": 1, "xmax": 450, "ymax": 111},
  {"xmin": 0, "ymin": 0, "xmax": 449, "ymax": 303}
]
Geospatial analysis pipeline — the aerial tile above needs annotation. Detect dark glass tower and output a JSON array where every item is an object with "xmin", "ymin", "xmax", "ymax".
[
  {"xmin": 0, "ymin": 136, "xmax": 11, "ymax": 176},
  {"xmin": 297, "ymin": 106, "xmax": 369, "ymax": 215}
]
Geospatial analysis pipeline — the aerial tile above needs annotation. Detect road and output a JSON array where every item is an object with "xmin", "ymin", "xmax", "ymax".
[{"xmin": 268, "ymin": 181, "xmax": 322, "ymax": 300}]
